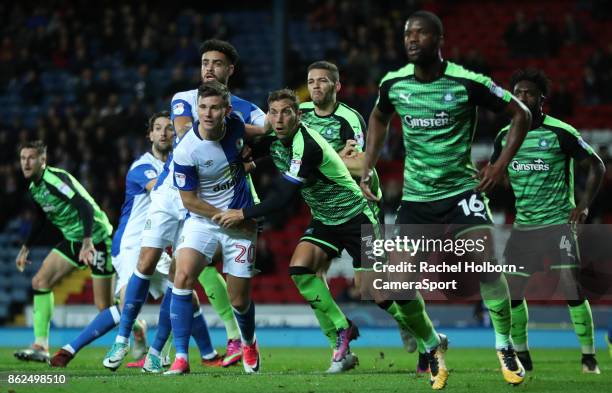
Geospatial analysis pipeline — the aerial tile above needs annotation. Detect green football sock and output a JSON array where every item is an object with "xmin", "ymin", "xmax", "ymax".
[
  {"xmin": 568, "ymin": 300, "xmax": 595, "ymax": 354},
  {"xmin": 394, "ymin": 294, "xmax": 439, "ymax": 351},
  {"xmin": 290, "ymin": 267, "xmax": 349, "ymax": 330},
  {"xmin": 198, "ymin": 266, "xmax": 240, "ymax": 340},
  {"xmin": 385, "ymin": 301, "xmax": 426, "ymax": 353},
  {"xmin": 511, "ymin": 299, "xmax": 529, "ymax": 352},
  {"xmin": 480, "ymin": 274, "xmax": 512, "ymax": 349},
  {"xmin": 33, "ymin": 289, "xmax": 54, "ymax": 348},
  {"xmin": 313, "ymin": 308, "xmax": 337, "ymax": 348}
]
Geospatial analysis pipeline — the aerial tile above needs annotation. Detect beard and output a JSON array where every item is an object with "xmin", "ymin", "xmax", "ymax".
[{"xmin": 313, "ymin": 89, "xmax": 334, "ymax": 107}]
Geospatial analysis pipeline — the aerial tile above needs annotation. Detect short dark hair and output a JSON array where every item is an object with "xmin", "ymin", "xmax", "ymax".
[
  {"xmin": 198, "ymin": 80, "xmax": 230, "ymax": 107},
  {"xmin": 199, "ymin": 39, "xmax": 239, "ymax": 65},
  {"xmin": 147, "ymin": 110, "xmax": 170, "ymax": 134},
  {"xmin": 407, "ymin": 11, "xmax": 444, "ymax": 37},
  {"xmin": 19, "ymin": 140, "xmax": 47, "ymax": 156},
  {"xmin": 307, "ymin": 61, "xmax": 340, "ymax": 83},
  {"xmin": 510, "ymin": 68, "xmax": 551, "ymax": 97},
  {"xmin": 267, "ymin": 88, "xmax": 300, "ymax": 112}
]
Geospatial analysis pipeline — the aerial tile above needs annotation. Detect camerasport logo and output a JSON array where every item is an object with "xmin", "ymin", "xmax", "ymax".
[{"xmin": 511, "ymin": 158, "xmax": 550, "ymax": 171}]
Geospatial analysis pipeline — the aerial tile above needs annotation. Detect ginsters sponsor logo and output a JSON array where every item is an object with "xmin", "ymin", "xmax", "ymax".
[
  {"xmin": 404, "ymin": 111, "xmax": 452, "ymax": 128},
  {"xmin": 511, "ymin": 158, "xmax": 550, "ymax": 171}
]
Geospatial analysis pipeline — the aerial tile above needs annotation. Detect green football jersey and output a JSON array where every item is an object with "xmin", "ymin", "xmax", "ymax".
[
  {"xmin": 300, "ymin": 101, "xmax": 383, "ymax": 203},
  {"xmin": 492, "ymin": 115, "xmax": 594, "ymax": 227},
  {"xmin": 377, "ymin": 61, "xmax": 512, "ymax": 202},
  {"xmin": 269, "ymin": 124, "xmax": 373, "ymax": 225},
  {"xmin": 29, "ymin": 166, "xmax": 113, "ymax": 242}
]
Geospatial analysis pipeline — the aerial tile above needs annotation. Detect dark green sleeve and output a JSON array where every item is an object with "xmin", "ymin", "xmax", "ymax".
[
  {"xmin": 490, "ymin": 130, "xmax": 508, "ymax": 164},
  {"xmin": 557, "ymin": 130, "xmax": 594, "ymax": 162}
]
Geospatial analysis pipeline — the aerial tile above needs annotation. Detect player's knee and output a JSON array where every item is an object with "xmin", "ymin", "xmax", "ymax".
[
  {"xmin": 173, "ymin": 270, "xmax": 193, "ymax": 289},
  {"xmin": 230, "ymin": 297, "xmax": 250, "ymax": 313},
  {"xmin": 137, "ymin": 248, "xmax": 161, "ymax": 275},
  {"xmin": 31, "ymin": 275, "xmax": 48, "ymax": 290}
]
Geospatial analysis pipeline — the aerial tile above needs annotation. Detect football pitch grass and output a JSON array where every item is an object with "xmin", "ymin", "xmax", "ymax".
[{"xmin": 1, "ymin": 347, "xmax": 610, "ymax": 392}]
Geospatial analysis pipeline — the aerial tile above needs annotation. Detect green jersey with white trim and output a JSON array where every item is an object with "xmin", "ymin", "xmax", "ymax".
[
  {"xmin": 269, "ymin": 124, "xmax": 370, "ymax": 225},
  {"xmin": 492, "ymin": 115, "xmax": 595, "ymax": 227},
  {"xmin": 28, "ymin": 166, "xmax": 113, "ymax": 242},
  {"xmin": 300, "ymin": 101, "xmax": 383, "ymax": 203},
  {"xmin": 376, "ymin": 61, "xmax": 512, "ymax": 202}
]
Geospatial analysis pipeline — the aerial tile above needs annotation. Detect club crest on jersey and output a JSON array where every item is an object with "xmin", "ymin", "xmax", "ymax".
[
  {"xmin": 172, "ymin": 102, "xmax": 185, "ymax": 115},
  {"xmin": 174, "ymin": 172, "xmax": 186, "ymax": 188},
  {"xmin": 235, "ymin": 138, "xmax": 244, "ymax": 151},
  {"xmin": 144, "ymin": 170, "xmax": 157, "ymax": 179},
  {"xmin": 443, "ymin": 92, "xmax": 454, "ymax": 102},
  {"xmin": 144, "ymin": 219, "xmax": 151, "ymax": 230},
  {"xmin": 537, "ymin": 138, "xmax": 551, "ymax": 150}
]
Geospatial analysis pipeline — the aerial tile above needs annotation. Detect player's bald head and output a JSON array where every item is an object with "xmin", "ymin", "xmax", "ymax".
[{"xmin": 406, "ymin": 11, "xmax": 444, "ymax": 38}]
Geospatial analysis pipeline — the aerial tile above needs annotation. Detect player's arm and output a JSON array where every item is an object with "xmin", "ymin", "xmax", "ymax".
[
  {"xmin": 16, "ymin": 203, "xmax": 46, "ymax": 272},
  {"xmin": 478, "ymin": 97, "xmax": 531, "ymax": 192},
  {"xmin": 172, "ymin": 146, "xmax": 222, "ymax": 219},
  {"xmin": 178, "ymin": 189, "xmax": 222, "ymax": 219},
  {"xmin": 244, "ymin": 106, "xmax": 271, "ymax": 139},
  {"xmin": 362, "ymin": 106, "xmax": 393, "ymax": 201},
  {"xmin": 338, "ymin": 113, "xmax": 367, "ymax": 176},
  {"xmin": 215, "ymin": 133, "xmax": 319, "ymax": 227},
  {"xmin": 214, "ymin": 177, "xmax": 301, "ymax": 227},
  {"xmin": 171, "ymin": 95, "xmax": 195, "ymax": 138},
  {"xmin": 173, "ymin": 116, "xmax": 193, "ymax": 139},
  {"xmin": 489, "ymin": 130, "xmax": 511, "ymax": 188},
  {"xmin": 559, "ymin": 131, "xmax": 605, "ymax": 223},
  {"xmin": 128, "ymin": 164, "xmax": 159, "ymax": 193},
  {"xmin": 44, "ymin": 175, "xmax": 96, "ymax": 264}
]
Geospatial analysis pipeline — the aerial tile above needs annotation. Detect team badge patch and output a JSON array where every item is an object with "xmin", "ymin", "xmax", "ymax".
[
  {"xmin": 172, "ymin": 102, "xmax": 185, "ymax": 116},
  {"xmin": 537, "ymin": 138, "xmax": 550, "ymax": 150},
  {"xmin": 144, "ymin": 170, "xmax": 157, "ymax": 179},
  {"xmin": 489, "ymin": 82, "xmax": 505, "ymax": 98},
  {"xmin": 174, "ymin": 172, "xmax": 186, "ymax": 188},
  {"xmin": 290, "ymin": 159, "xmax": 302, "ymax": 175}
]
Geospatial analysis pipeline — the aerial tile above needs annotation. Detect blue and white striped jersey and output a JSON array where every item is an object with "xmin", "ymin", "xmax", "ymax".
[{"xmin": 112, "ymin": 152, "xmax": 164, "ymax": 256}]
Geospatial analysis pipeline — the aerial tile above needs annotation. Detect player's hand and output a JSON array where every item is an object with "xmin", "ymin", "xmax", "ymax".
[
  {"xmin": 360, "ymin": 169, "xmax": 380, "ymax": 202},
  {"xmin": 15, "ymin": 245, "xmax": 31, "ymax": 273},
  {"xmin": 339, "ymin": 139, "xmax": 358, "ymax": 158},
  {"xmin": 213, "ymin": 209, "xmax": 245, "ymax": 228},
  {"xmin": 476, "ymin": 162, "xmax": 505, "ymax": 193},
  {"xmin": 569, "ymin": 206, "xmax": 589, "ymax": 224},
  {"xmin": 79, "ymin": 237, "xmax": 96, "ymax": 266}
]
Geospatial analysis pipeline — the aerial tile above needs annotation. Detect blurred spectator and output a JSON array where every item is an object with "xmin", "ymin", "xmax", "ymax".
[
  {"xmin": 163, "ymin": 65, "xmax": 191, "ymax": 99},
  {"xmin": 548, "ymin": 81, "xmax": 574, "ymax": 117},
  {"xmin": 583, "ymin": 66, "xmax": 601, "ymax": 105},
  {"xmin": 20, "ymin": 70, "xmax": 43, "ymax": 106},
  {"xmin": 561, "ymin": 14, "xmax": 587, "ymax": 46},
  {"xmin": 504, "ymin": 12, "xmax": 532, "ymax": 58}
]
